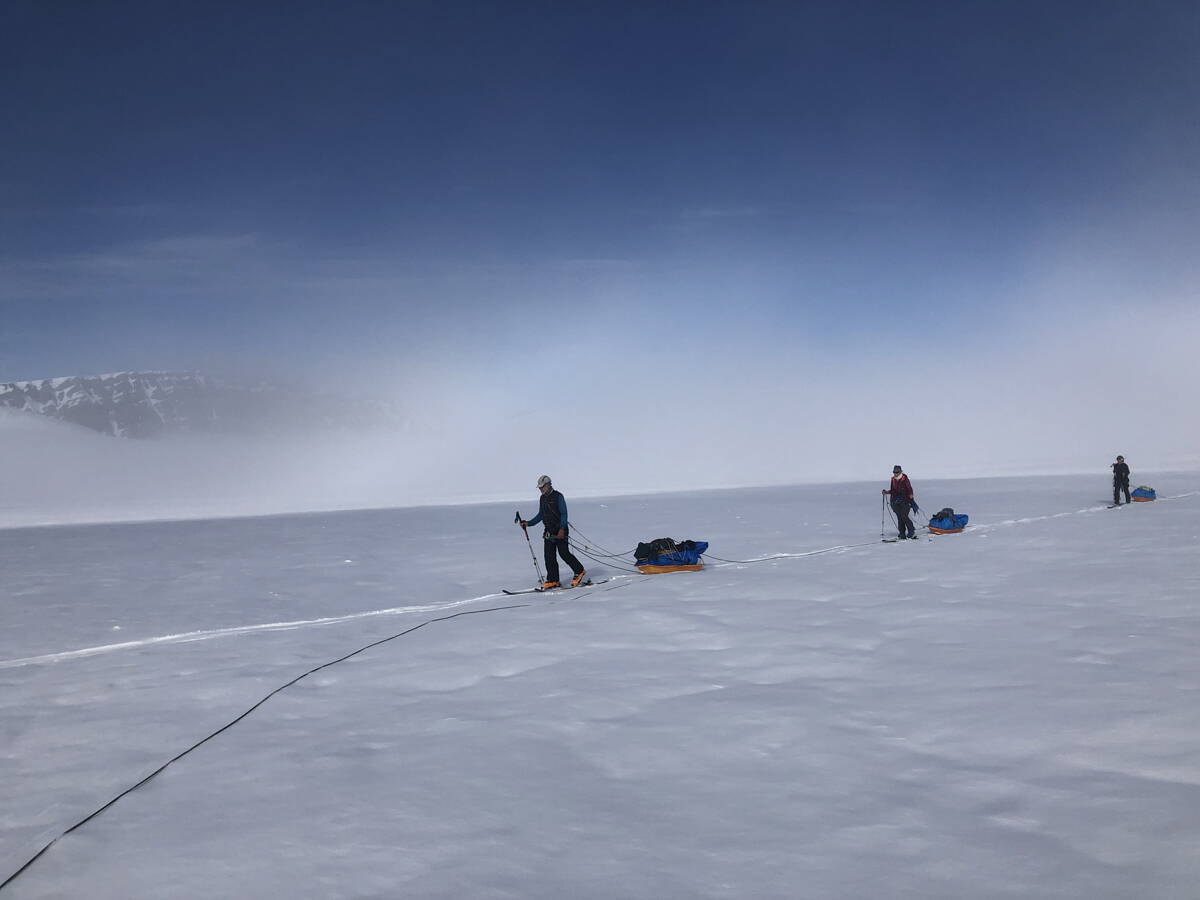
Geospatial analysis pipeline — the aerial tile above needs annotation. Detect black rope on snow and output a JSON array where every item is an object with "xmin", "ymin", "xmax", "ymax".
[
  {"xmin": 545, "ymin": 579, "xmax": 639, "ymax": 601},
  {"xmin": 0, "ymin": 603, "xmax": 531, "ymax": 893}
]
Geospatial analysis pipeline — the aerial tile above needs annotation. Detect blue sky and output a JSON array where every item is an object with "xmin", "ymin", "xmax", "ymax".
[{"xmin": 2, "ymin": 1, "xmax": 1198, "ymax": 481}]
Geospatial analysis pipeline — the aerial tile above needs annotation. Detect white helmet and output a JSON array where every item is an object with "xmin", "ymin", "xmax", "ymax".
[{"xmin": 536, "ymin": 475, "xmax": 552, "ymax": 488}]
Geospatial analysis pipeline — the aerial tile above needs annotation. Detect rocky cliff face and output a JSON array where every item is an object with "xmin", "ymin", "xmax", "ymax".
[{"xmin": 0, "ymin": 372, "xmax": 396, "ymax": 438}]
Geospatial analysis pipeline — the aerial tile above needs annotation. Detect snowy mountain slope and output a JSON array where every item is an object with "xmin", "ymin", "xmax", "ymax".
[
  {"xmin": 0, "ymin": 371, "xmax": 397, "ymax": 438},
  {"xmin": 2, "ymin": 474, "xmax": 1198, "ymax": 898}
]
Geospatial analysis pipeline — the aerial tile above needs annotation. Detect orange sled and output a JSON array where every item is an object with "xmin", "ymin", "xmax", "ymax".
[
  {"xmin": 636, "ymin": 563, "xmax": 705, "ymax": 574},
  {"xmin": 1132, "ymin": 497, "xmax": 1154, "ymax": 502},
  {"xmin": 927, "ymin": 526, "xmax": 965, "ymax": 535}
]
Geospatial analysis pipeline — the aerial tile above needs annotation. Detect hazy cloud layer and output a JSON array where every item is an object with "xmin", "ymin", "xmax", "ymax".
[{"xmin": 2, "ymin": 285, "xmax": 1195, "ymax": 527}]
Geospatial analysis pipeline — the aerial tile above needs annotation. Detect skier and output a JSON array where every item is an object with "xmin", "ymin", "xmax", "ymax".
[
  {"xmin": 882, "ymin": 465, "xmax": 919, "ymax": 539},
  {"xmin": 518, "ymin": 475, "xmax": 587, "ymax": 589},
  {"xmin": 1111, "ymin": 455, "xmax": 1131, "ymax": 505}
]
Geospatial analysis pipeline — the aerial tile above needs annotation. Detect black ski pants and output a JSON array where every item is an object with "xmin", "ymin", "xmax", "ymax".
[
  {"xmin": 544, "ymin": 535, "xmax": 584, "ymax": 583},
  {"xmin": 1113, "ymin": 478, "xmax": 1131, "ymax": 505},
  {"xmin": 891, "ymin": 499, "xmax": 916, "ymax": 538}
]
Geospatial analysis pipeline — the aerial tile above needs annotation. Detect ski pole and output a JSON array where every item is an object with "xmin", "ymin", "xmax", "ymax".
[
  {"xmin": 515, "ymin": 510, "xmax": 544, "ymax": 584},
  {"xmin": 881, "ymin": 494, "xmax": 885, "ymax": 539}
]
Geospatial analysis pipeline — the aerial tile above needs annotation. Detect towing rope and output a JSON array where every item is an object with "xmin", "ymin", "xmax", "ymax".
[
  {"xmin": 567, "ymin": 524, "xmax": 636, "ymax": 559},
  {"xmin": 567, "ymin": 524, "xmax": 643, "ymax": 574},
  {"xmin": 705, "ymin": 541, "xmax": 883, "ymax": 565},
  {"xmin": 569, "ymin": 539, "xmax": 643, "ymax": 575}
]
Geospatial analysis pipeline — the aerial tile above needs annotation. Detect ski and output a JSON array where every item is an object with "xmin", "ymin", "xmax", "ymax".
[{"xmin": 503, "ymin": 579, "xmax": 608, "ymax": 595}]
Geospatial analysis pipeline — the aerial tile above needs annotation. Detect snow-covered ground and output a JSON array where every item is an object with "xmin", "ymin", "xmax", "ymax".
[{"xmin": 3, "ymin": 473, "xmax": 1198, "ymax": 898}]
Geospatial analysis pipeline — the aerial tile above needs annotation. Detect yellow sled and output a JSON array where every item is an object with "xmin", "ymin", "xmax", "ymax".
[{"xmin": 636, "ymin": 562, "xmax": 705, "ymax": 574}]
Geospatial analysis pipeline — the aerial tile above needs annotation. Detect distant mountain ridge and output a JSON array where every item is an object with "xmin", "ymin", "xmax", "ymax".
[{"xmin": 0, "ymin": 371, "xmax": 398, "ymax": 438}]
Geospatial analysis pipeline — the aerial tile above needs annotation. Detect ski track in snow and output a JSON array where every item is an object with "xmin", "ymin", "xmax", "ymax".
[
  {"xmin": 7, "ymin": 491, "xmax": 1194, "ymax": 671},
  {"xmin": 0, "ymin": 579, "xmax": 641, "ymax": 670},
  {"xmin": 0, "ymin": 596, "xmax": 495, "ymax": 669}
]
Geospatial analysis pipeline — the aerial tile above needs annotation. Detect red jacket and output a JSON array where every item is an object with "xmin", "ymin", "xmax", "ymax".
[{"xmin": 887, "ymin": 474, "xmax": 913, "ymax": 501}]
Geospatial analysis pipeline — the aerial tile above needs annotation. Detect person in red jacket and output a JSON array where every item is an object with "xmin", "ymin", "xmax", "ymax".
[{"xmin": 882, "ymin": 465, "xmax": 919, "ymax": 539}]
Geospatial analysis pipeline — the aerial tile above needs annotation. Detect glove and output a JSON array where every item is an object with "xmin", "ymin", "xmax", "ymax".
[
  {"xmin": 910, "ymin": 500, "xmax": 920, "ymax": 513},
  {"xmin": 518, "ymin": 520, "xmax": 528, "ymax": 528}
]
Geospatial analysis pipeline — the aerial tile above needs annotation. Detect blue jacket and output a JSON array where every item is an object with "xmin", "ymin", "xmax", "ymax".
[{"xmin": 526, "ymin": 490, "xmax": 569, "ymax": 536}]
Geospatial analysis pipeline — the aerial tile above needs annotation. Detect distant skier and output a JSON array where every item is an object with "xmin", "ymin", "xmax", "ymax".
[
  {"xmin": 882, "ymin": 465, "xmax": 919, "ymax": 539},
  {"xmin": 518, "ymin": 475, "xmax": 587, "ymax": 589},
  {"xmin": 1111, "ymin": 455, "xmax": 1131, "ymax": 505}
]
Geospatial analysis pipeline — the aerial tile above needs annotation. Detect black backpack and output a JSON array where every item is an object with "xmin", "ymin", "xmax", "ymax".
[{"xmin": 635, "ymin": 537, "xmax": 696, "ymax": 562}]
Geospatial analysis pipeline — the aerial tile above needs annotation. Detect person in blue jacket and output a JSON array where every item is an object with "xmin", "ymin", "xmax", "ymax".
[{"xmin": 518, "ymin": 475, "xmax": 587, "ymax": 589}]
